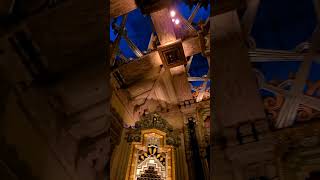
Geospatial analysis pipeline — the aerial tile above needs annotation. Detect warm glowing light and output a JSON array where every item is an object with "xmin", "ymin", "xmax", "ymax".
[
  {"xmin": 174, "ymin": 19, "xmax": 180, "ymax": 25},
  {"xmin": 172, "ymin": 18, "xmax": 175, "ymax": 22},
  {"xmin": 170, "ymin": 10, "xmax": 176, "ymax": 17}
]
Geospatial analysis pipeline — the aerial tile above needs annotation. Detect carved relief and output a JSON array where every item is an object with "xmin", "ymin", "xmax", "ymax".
[
  {"xmin": 253, "ymin": 69, "xmax": 320, "ymax": 124},
  {"xmin": 126, "ymin": 113, "xmax": 181, "ymax": 147}
]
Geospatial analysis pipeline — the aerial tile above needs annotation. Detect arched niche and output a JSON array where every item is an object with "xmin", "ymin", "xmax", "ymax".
[{"xmin": 125, "ymin": 113, "xmax": 180, "ymax": 180}]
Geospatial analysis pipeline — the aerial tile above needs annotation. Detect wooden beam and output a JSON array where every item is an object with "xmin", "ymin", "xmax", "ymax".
[
  {"xmin": 241, "ymin": 0, "xmax": 260, "ymax": 36},
  {"xmin": 110, "ymin": 0, "xmax": 137, "ymax": 18},
  {"xmin": 111, "ymin": 14, "xmax": 128, "ymax": 66},
  {"xmin": 261, "ymin": 83, "xmax": 320, "ymax": 111},
  {"xmin": 150, "ymin": 8, "xmax": 194, "ymax": 104},
  {"xmin": 118, "ymin": 51, "xmax": 130, "ymax": 62},
  {"xmin": 113, "ymin": 24, "xmax": 143, "ymax": 57},
  {"xmin": 182, "ymin": 36, "xmax": 202, "ymax": 57},
  {"xmin": 170, "ymin": 66, "xmax": 193, "ymax": 102},
  {"xmin": 188, "ymin": 77, "xmax": 209, "ymax": 81},
  {"xmin": 122, "ymin": 33, "xmax": 144, "ymax": 57},
  {"xmin": 275, "ymin": 55, "xmax": 313, "ymax": 128},
  {"xmin": 249, "ymin": 49, "xmax": 305, "ymax": 62},
  {"xmin": 116, "ymin": 51, "xmax": 162, "ymax": 85},
  {"xmin": 114, "ymin": 36, "xmax": 206, "ymax": 96},
  {"xmin": 161, "ymin": 69, "xmax": 179, "ymax": 104},
  {"xmin": 249, "ymin": 49, "xmax": 320, "ymax": 64},
  {"xmin": 150, "ymin": 8, "xmax": 176, "ymax": 45},
  {"xmin": 188, "ymin": 2, "xmax": 202, "ymax": 23},
  {"xmin": 175, "ymin": 11, "xmax": 198, "ymax": 38},
  {"xmin": 186, "ymin": 56, "xmax": 193, "ymax": 74}
]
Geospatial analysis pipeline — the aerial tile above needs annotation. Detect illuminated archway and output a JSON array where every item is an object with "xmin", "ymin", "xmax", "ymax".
[{"xmin": 125, "ymin": 114, "xmax": 180, "ymax": 180}]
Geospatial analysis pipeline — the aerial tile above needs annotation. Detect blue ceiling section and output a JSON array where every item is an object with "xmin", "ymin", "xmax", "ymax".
[
  {"xmin": 176, "ymin": 3, "xmax": 210, "ymax": 23},
  {"xmin": 253, "ymin": 61, "xmax": 301, "ymax": 82},
  {"xmin": 189, "ymin": 54, "xmax": 209, "ymax": 77},
  {"xmin": 188, "ymin": 53, "xmax": 210, "ymax": 88},
  {"xmin": 251, "ymin": 0, "xmax": 317, "ymax": 50},
  {"xmin": 110, "ymin": 9, "xmax": 153, "ymax": 58},
  {"xmin": 308, "ymin": 62, "xmax": 320, "ymax": 82},
  {"xmin": 252, "ymin": 0, "xmax": 319, "ymax": 88}
]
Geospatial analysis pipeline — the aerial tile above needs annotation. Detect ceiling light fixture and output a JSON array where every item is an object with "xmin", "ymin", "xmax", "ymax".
[{"xmin": 170, "ymin": 10, "xmax": 176, "ymax": 17}]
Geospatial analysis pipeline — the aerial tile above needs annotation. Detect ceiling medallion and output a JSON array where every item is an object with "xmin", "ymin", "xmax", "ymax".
[{"xmin": 158, "ymin": 40, "xmax": 186, "ymax": 68}]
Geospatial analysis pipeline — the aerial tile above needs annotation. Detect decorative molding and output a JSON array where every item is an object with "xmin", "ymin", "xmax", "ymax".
[
  {"xmin": 126, "ymin": 113, "xmax": 181, "ymax": 147},
  {"xmin": 158, "ymin": 40, "xmax": 187, "ymax": 69},
  {"xmin": 253, "ymin": 69, "xmax": 320, "ymax": 125}
]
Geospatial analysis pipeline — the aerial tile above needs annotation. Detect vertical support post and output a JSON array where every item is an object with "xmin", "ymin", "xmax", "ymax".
[{"xmin": 212, "ymin": 10, "xmax": 265, "ymax": 127}]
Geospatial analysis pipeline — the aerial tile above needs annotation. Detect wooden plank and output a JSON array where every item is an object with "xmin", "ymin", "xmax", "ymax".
[
  {"xmin": 150, "ymin": 8, "xmax": 176, "ymax": 45},
  {"xmin": 110, "ymin": 0, "xmax": 137, "ymax": 18}
]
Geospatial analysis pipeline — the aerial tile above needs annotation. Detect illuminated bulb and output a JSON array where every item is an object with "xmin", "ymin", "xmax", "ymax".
[
  {"xmin": 174, "ymin": 19, "xmax": 180, "ymax": 25},
  {"xmin": 170, "ymin": 10, "xmax": 176, "ymax": 17},
  {"xmin": 172, "ymin": 18, "xmax": 175, "ymax": 22}
]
